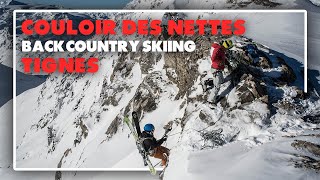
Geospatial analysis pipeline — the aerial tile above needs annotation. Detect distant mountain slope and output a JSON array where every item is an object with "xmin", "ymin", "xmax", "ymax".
[{"xmin": 0, "ymin": 64, "xmax": 46, "ymax": 107}]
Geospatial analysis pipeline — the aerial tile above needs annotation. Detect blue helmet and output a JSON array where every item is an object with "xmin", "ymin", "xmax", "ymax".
[{"xmin": 144, "ymin": 124, "xmax": 155, "ymax": 132}]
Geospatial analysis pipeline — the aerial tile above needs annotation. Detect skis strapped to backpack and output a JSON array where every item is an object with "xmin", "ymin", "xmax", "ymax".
[
  {"xmin": 124, "ymin": 113, "xmax": 156, "ymax": 175},
  {"xmin": 132, "ymin": 111, "xmax": 141, "ymax": 136}
]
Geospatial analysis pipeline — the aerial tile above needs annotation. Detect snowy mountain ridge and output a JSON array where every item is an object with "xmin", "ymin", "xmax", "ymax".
[
  {"xmin": 0, "ymin": 1, "xmax": 319, "ymax": 180},
  {"xmin": 11, "ymin": 11, "xmax": 320, "ymax": 180},
  {"xmin": 126, "ymin": 0, "xmax": 320, "ymax": 10}
]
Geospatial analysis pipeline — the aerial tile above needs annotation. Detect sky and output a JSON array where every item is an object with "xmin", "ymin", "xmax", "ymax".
[{"xmin": 17, "ymin": 0, "xmax": 131, "ymax": 8}]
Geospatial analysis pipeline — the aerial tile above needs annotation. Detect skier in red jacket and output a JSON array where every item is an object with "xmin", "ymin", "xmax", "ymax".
[{"xmin": 206, "ymin": 39, "xmax": 233, "ymax": 104}]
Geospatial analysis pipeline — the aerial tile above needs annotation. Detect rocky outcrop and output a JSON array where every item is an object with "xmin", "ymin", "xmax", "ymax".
[
  {"xmin": 258, "ymin": 56, "xmax": 272, "ymax": 69},
  {"xmin": 164, "ymin": 35, "xmax": 211, "ymax": 99},
  {"xmin": 277, "ymin": 57, "xmax": 297, "ymax": 84},
  {"xmin": 164, "ymin": 52, "xmax": 199, "ymax": 99},
  {"xmin": 105, "ymin": 115, "xmax": 122, "ymax": 139},
  {"xmin": 291, "ymin": 140, "xmax": 320, "ymax": 171},
  {"xmin": 73, "ymin": 120, "xmax": 89, "ymax": 147},
  {"xmin": 101, "ymin": 53, "xmax": 133, "ymax": 107},
  {"xmin": 199, "ymin": 109, "xmax": 216, "ymax": 126},
  {"xmin": 303, "ymin": 114, "xmax": 320, "ymax": 124},
  {"xmin": 292, "ymin": 140, "xmax": 320, "ymax": 156},
  {"xmin": 240, "ymin": 51, "xmax": 254, "ymax": 65},
  {"xmin": 127, "ymin": 0, "xmax": 282, "ymax": 9},
  {"xmin": 55, "ymin": 148, "xmax": 72, "ymax": 179},
  {"xmin": 102, "ymin": 83, "xmax": 130, "ymax": 107},
  {"xmin": 228, "ymin": 0, "xmax": 281, "ymax": 7},
  {"xmin": 251, "ymin": 0, "xmax": 281, "ymax": 7},
  {"xmin": 133, "ymin": 51, "xmax": 162, "ymax": 74},
  {"xmin": 236, "ymin": 74, "xmax": 268, "ymax": 104},
  {"xmin": 292, "ymin": 154, "xmax": 320, "ymax": 172},
  {"xmin": 110, "ymin": 53, "xmax": 134, "ymax": 82},
  {"xmin": 132, "ymin": 72, "xmax": 164, "ymax": 115}
]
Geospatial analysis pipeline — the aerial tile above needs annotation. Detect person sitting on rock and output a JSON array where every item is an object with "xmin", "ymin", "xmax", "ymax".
[
  {"xmin": 204, "ymin": 39, "xmax": 234, "ymax": 104},
  {"xmin": 141, "ymin": 123, "xmax": 170, "ymax": 166}
]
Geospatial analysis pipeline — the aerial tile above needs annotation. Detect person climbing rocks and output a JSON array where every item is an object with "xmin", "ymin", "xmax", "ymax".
[
  {"xmin": 204, "ymin": 39, "xmax": 234, "ymax": 104},
  {"xmin": 141, "ymin": 123, "xmax": 171, "ymax": 166}
]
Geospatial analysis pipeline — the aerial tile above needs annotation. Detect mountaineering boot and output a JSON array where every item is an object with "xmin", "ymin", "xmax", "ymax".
[{"xmin": 163, "ymin": 153, "xmax": 169, "ymax": 167}]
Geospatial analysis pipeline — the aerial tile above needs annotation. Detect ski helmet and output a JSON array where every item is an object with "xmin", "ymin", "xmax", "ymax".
[
  {"xmin": 144, "ymin": 124, "xmax": 155, "ymax": 132},
  {"xmin": 222, "ymin": 39, "xmax": 233, "ymax": 49}
]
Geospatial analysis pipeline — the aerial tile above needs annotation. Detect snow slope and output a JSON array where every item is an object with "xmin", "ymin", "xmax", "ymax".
[
  {"xmin": 0, "ymin": 1, "xmax": 320, "ymax": 180},
  {"xmin": 165, "ymin": 133, "xmax": 320, "ymax": 180},
  {"xmin": 12, "ymin": 9, "xmax": 319, "ymax": 176}
]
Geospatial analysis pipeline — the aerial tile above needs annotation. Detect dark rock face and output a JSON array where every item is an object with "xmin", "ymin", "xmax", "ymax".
[
  {"xmin": 198, "ymin": 109, "xmax": 216, "ymax": 126},
  {"xmin": 277, "ymin": 57, "xmax": 297, "ymax": 84},
  {"xmin": 132, "ymin": 72, "xmax": 163, "ymax": 115},
  {"xmin": 164, "ymin": 52, "xmax": 199, "ymax": 99},
  {"xmin": 102, "ymin": 84, "xmax": 130, "ymax": 107},
  {"xmin": 240, "ymin": 51, "xmax": 254, "ymax": 65},
  {"xmin": 199, "ymin": 110, "xmax": 207, "ymax": 121},
  {"xmin": 101, "ymin": 53, "xmax": 133, "ymax": 107},
  {"xmin": 133, "ymin": 51, "xmax": 158, "ymax": 74},
  {"xmin": 292, "ymin": 155, "xmax": 320, "ymax": 172},
  {"xmin": 164, "ymin": 35, "xmax": 210, "ymax": 99},
  {"xmin": 236, "ymin": 74, "xmax": 268, "ymax": 104},
  {"xmin": 252, "ymin": 0, "xmax": 282, "ymax": 7},
  {"xmin": 291, "ymin": 140, "xmax": 320, "ymax": 172},
  {"xmin": 228, "ymin": 0, "xmax": 282, "ymax": 8},
  {"xmin": 303, "ymin": 114, "xmax": 320, "ymax": 124},
  {"xmin": 258, "ymin": 56, "xmax": 272, "ymax": 69},
  {"xmin": 105, "ymin": 115, "xmax": 122, "ymax": 139},
  {"xmin": 292, "ymin": 140, "xmax": 320, "ymax": 156},
  {"xmin": 79, "ymin": 120, "xmax": 89, "ymax": 139},
  {"xmin": 110, "ymin": 53, "xmax": 134, "ymax": 82}
]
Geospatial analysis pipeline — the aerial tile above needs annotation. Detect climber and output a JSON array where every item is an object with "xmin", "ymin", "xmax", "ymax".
[
  {"xmin": 141, "ymin": 123, "xmax": 171, "ymax": 166},
  {"xmin": 204, "ymin": 39, "xmax": 233, "ymax": 104}
]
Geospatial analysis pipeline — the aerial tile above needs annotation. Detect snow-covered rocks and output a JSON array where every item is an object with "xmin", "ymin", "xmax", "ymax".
[
  {"xmin": 277, "ymin": 57, "xmax": 297, "ymax": 84},
  {"xmin": 0, "ymin": 1, "xmax": 318, "ymax": 180},
  {"xmin": 235, "ymin": 73, "xmax": 268, "ymax": 104},
  {"xmin": 258, "ymin": 56, "xmax": 272, "ymax": 69}
]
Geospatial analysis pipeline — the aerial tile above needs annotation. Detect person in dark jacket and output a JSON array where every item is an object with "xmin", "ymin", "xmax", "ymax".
[{"xmin": 141, "ymin": 123, "xmax": 170, "ymax": 166}]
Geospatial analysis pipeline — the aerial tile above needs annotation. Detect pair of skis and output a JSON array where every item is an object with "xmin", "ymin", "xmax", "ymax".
[
  {"xmin": 123, "ymin": 112, "xmax": 157, "ymax": 175},
  {"xmin": 124, "ymin": 111, "xmax": 173, "ymax": 176}
]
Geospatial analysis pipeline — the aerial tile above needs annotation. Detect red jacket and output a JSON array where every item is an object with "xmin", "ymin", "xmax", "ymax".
[{"xmin": 210, "ymin": 43, "xmax": 227, "ymax": 70}]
